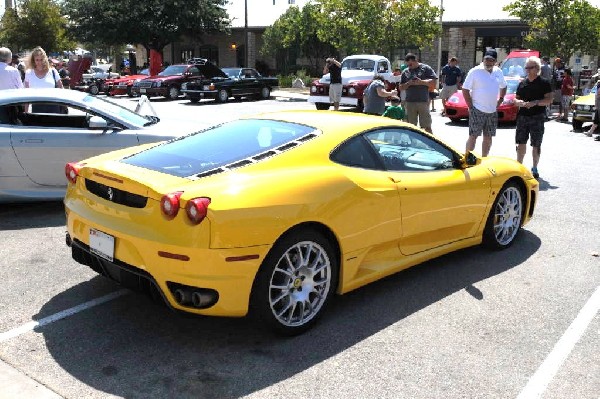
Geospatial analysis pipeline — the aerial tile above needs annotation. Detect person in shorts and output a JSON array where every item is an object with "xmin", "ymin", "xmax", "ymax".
[
  {"xmin": 323, "ymin": 57, "xmax": 342, "ymax": 110},
  {"xmin": 513, "ymin": 56, "xmax": 553, "ymax": 179},
  {"xmin": 398, "ymin": 53, "xmax": 437, "ymax": 133},
  {"xmin": 559, "ymin": 68, "xmax": 573, "ymax": 121},
  {"xmin": 440, "ymin": 57, "xmax": 462, "ymax": 114},
  {"xmin": 462, "ymin": 49, "xmax": 507, "ymax": 157}
]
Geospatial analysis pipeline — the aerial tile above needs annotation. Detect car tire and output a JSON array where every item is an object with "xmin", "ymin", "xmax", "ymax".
[
  {"xmin": 250, "ymin": 228, "xmax": 338, "ymax": 336},
  {"xmin": 88, "ymin": 84, "xmax": 99, "ymax": 95},
  {"xmin": 167, "ymin": 86, "xmax": 180, "ymax": 100},
  {"xmin": 482, "ymin": 181, "xmax": 524, "ymax": 250},
  {"xmin": 315, "ymin": 102, "xmax": 330, "ymax": 110},
  {"xmin": 449, "ymin": 117, "xmax": 460, "ymax": 123},
  {"xmin": 572, "ymin": 119, "xmax": 583, "ymax": 132},
  {"xmin": 216, "ymin": 89, "xmax": 229, "ymax": 103},
  {"xmin": 260, "ymin": 86, "xmax": 271, "ymax": 100},
  {"xmin": 127, "ymin": 87, "xmax": 133, "ymax": 97}
]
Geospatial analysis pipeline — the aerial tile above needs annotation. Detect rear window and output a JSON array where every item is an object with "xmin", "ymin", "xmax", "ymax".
[{"xmin": 121, "ymin": 119, "xmax": 317, "ymax": 177}]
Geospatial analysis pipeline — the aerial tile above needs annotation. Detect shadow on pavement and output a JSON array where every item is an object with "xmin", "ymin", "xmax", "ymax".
[
  {"xmin": 0, "ymin": 201, "xmax": 64, "ymax": 230},
  {"xmin": 33, "ymin": 230, "xmax": 540, "ymax": 398}
]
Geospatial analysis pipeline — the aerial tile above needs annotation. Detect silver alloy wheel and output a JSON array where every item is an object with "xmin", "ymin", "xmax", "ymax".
[
  {"xmin": 268, "ymin": 240, "xmax": 332, "ymax": 327},
  {"xmin": 218, "ymin": 89, "xmax": 228, "ymax": 102},
  {"xmin": 89, "ymin": 84, "xmax": 99, "ymax": 95},
  {"xmin": 260, "ymin": 86, "xmax": 270, "ymax": 99},
  {"xmin": 168, "ymin": 86, "xmax": 179, "ymax": 100},
  {"xmin": 492, "ymin": 186, "xmax": 522, "ymax": 246}
]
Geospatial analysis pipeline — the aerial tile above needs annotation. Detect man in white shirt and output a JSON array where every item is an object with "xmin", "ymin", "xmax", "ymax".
[
  {"xmin": 0, "ymin": 47, "xmax": 24, "ymax": 90},
  {"xmin": 462, "ymin": 49, "xmax": 507, "ymax": 157}
]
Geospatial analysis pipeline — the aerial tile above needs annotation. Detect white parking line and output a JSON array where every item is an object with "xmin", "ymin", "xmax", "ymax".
[
  {"xmin": 0, "ymin": 289, "xmax": 128, "ymax": 343},
  {"xmin": 517, "ymin": 285, "xmax": 600, "ymax": 399}
]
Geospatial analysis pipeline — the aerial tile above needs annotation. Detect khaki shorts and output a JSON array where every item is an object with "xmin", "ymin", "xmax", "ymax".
[
  {"xmin": 405, "ymin": 102, "xmax": 432, "ymax": 130},
  {"xmin": 440, "ymin": 84, "xmax": 458, "ymax": 100},
  {"xmin": 329, "ymin": 83, "xmax": 342, "ymax": 103}
]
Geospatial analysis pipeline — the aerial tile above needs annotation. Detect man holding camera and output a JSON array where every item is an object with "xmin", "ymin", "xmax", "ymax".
[
  {"xmin": 399, "ymin": 53, "xmax": 437, "ymax": 133},
  {"xmin": 324, "ymin": 57, "xmax": 342, "ymax": 110}
]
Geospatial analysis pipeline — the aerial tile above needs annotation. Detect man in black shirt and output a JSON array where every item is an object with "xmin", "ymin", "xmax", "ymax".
[
  {"xmin": 514, "ymin": 56, "xmax": 553, "ymax": 179},
  {"xmin": 324, "ymin": 57, "xmax": 342, "ymax": 110}
]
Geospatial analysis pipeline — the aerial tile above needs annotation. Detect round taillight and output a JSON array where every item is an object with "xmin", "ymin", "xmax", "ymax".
[
  {"xmin": 185, "ymin": 197, "xmax": 211, "ymax": 224},
  {"xmin": 65, "ymin": 162, "xmax": 83, "ymax": 184},
  {"xmin": 311, "ymin": 86, "xmax": 317, "ymax": 93},
  {"xmin": 160, "ymin": 192, "xmax": 183, "ymax": 218}
]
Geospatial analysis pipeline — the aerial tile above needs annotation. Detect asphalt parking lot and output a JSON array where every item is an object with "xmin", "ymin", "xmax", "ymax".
[{"xmin": 1, "ymin": 93, "xmax": 598, "ymax": 399}]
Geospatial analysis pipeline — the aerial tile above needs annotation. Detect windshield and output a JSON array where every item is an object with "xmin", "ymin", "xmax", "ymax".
[
  {"xmin": 158, "ymin": 65, "xmax": 187, "ymax": 76},
  {"xmin": 501, "ymin": 58, "xmax": 527, "ymax": 78},
  {"xmin": 222, "ymin": 68, "xmax": 241, "ymax": 77},
  {"xmin": 82, "ymin": 95, "xmax": 150, "ymax": 126},
  {"xmin": 121, "ymin": 119, "xmax": 317, "ymax": 177},
  {"xmin": 341, "ymin": 58, "xmax": 376, "ymax": 72},
  {"xmin": 506, "ymin": 79, "xmax": 521, "ymax": 94}
]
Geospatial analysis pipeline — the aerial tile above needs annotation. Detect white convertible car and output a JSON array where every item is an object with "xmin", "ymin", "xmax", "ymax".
[{"xmin": 0, "ymin": 89, "xmax": 196, "ymax": 202}]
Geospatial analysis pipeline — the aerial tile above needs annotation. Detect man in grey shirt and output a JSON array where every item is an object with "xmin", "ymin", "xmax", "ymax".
[
  {"xmin": 363, "ymin": 75, "xmax": 397, "ymax": 115},
  {"xmin": 540, "ymin": 56, "xmax": 552, "ymax": 119},
  {"xmin": 399, "ymin": 53, "xmax": 437, "ymax": 133}
]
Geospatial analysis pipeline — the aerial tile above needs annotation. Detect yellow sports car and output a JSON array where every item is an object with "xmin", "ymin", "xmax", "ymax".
[
  {"xmin": 571, "ymin": 83, "xmax": 597, "ymax": 131},
  {"xmin": 64, "ymin": 111, "xmax": 538, "ymax": 335}
]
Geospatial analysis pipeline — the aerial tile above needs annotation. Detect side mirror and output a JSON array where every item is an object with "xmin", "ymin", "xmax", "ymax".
[
  {"xmin": 461, "ymin": 151, "xmax": 481, "ymax": 167},
  {"xmin": 88, "ymin": 115, "xmax": 108, "ymax": 130}
]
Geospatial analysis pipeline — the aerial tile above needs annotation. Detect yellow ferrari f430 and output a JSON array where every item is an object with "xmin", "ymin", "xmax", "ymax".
[{"xmin": 64, "ymin": 111, "xmax": 538, "ymax": 335}]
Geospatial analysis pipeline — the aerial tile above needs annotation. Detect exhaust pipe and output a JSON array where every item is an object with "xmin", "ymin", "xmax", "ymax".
[
  {"xmin": 192, "ymin": 291, "xmax": 212, "ymax": 308},
  {"xmin": 173, "ymin": 288, "xmax": 192, "ymax": 305}
]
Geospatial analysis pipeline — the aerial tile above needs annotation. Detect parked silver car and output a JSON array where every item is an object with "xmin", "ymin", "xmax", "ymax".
[{"xmin": 0, "ymin": 89, "xmax": 198, "ymax": 202}]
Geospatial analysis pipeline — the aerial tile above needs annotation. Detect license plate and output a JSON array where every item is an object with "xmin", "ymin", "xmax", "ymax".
[
  {"xmin": 140, "ymin": 88, "xmax": 147, "ymax": 93},
  {"xmin": 89, "ymin": 228, "xmax": 115, "ymax": 262}
]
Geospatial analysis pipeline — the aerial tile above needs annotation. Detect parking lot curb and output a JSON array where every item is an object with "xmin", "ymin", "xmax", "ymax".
[{"xmin": 0, "ymin": 359, "xmax": 62, "ymax": 399}]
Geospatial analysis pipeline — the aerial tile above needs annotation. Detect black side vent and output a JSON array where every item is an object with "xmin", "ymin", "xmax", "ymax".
[
  {"xmin": 276, "ymin": 142, "xmax": 298, "ymax": 151},
  {"xmin": 228, "ymin": 159, "xmax": 254, "ymax": 169},
  {"xmin": 253, "ymin": 151, "xmax": 277, "ymax": 161},
  {"xmin": 85, "ymin": 179, "xmax": 147, "ymax": 208},
  {"xmin": 195, "ymin": 168, "xmax": 225, "ymax": 178},
  {"xmin": 297, "ymin": 133, "xmax": 317, "ymax": 142}
]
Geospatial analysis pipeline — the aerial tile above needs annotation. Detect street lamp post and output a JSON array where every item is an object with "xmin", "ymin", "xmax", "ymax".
[
  {"xmin": 437, "ymin": 0, "xmax": 444, "ymax": 81},
  {"xmin": 244, "ymin": 0, "xmax": 248, "ymax": 67}
]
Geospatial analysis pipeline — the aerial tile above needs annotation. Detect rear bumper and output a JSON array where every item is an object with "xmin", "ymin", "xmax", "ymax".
[{"xmin": 65, "ymin": 196, "xmax": 271, "ymax": 317}]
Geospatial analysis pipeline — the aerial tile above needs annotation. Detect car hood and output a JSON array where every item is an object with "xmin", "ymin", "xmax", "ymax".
[
  {"xmin": 319, "ymin": 69, "xmax": 376, "ymax": 85},
  {"xmin": 572, "ymin": 93, "xmax": 596, "ymax": 105},
  {"xmin": 144, "ymin": 75, "xmax": 181, "ymax": 82}
]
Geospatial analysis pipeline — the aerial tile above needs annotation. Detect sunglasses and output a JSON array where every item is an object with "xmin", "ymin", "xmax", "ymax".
[{"xmin": 525, "ymin": 66, "xmax": 537, "ymax": 70}]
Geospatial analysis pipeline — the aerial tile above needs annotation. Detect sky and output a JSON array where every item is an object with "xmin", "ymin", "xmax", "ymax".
[{"xmin": 1, "ymin": 0, "xmax": 599, "ymax": 27}]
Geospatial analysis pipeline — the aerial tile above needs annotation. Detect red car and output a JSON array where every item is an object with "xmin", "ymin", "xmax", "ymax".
[
  {"xmin": 444, "ymin": 77, "xmax": 521, "ymax": 123},
  {"xmin": 104, "ymin": 69, "xmax": 149, "ymax": 97}
]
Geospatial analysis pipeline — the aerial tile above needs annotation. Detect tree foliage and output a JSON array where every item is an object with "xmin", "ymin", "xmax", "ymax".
[
  {"xmin": 317, "ymin": 0, "xmax": 441, "ymax": 56},
  {"xmin": 503, "ymin": 0, "xmax": 600, "ymax": 60},
  {"xmin": 261, "ymin": 3, "xmax": 336, "ymax": 73},
  {"xmin": 0, "ymin": 0, "xmax": 76, "ymax": 54},
  {"xmin": 61, "ymin": 0, "xmax": 230, "ymax": 53},
  {"xmin": 262, "ymin": 0, "xmax": 442, "ymax": 71}
]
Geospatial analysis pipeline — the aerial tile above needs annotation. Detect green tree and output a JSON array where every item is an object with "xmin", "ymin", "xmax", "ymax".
[
  {"xmin": 0, "ymin": 0, "xmax": 76, "ymax": 54},
  {"xmin": 62, "ymin": 0, "xmax": 230, "ymax": 57},
  {"xmin": 262, "ymin": 3, "xmax": 336, "ymax": 74},
  {"xmin": 316, "ymin": 0, "xmax": 441, "ymax": 57},
  {"xmin": 503, "ymin": 0, "xmax": 600, "ymax": 60}
]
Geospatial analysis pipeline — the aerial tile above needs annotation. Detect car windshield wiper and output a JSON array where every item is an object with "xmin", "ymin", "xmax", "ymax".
[{"xmin": 143, "ymin": 115, "xmax": 160, "ymax": 126}]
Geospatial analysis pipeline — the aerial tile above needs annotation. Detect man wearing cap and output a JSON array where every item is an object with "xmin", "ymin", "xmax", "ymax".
[
  {"xmin": 461, "ymin": 49, "xmax": 507, "ymax": 157},
  {"xmin": 0, "ymin": 47, "xmax": 24, "ymax": 90}
]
